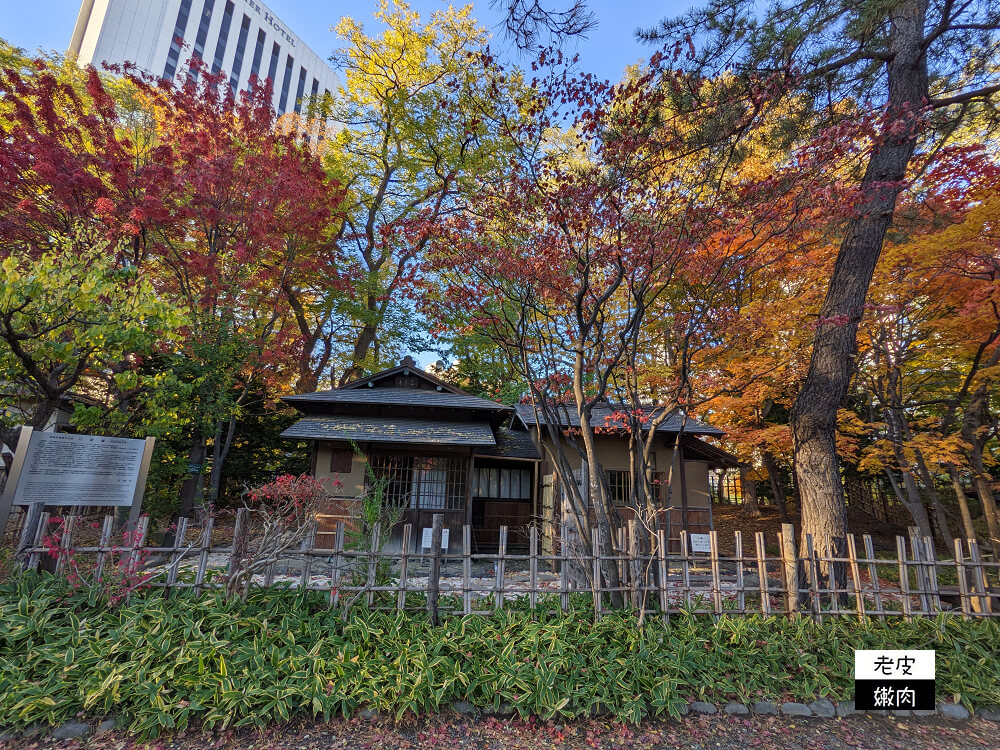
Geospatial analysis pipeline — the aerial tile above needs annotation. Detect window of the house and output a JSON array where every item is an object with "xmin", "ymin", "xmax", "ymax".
[
  {"xmin": 472, "ymin": 467, "xmax": 531, "ymax": 500},
  {"xmin": 607, "ymin": 470, "xmax": 670, "ymax": 505},
  {"xmin": 607, "ymin": 470, "xmax": 631, "ymax": 505},
  {"xmin": 370, "ymin": 455, "xmax": 466, "ymax": 510},
  {"xmin": 329, "ymin": 448, "xmax": 353, "ymax": 474}
]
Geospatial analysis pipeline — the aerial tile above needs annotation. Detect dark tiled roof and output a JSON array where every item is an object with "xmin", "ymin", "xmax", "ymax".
[
  {"xmin": 474, "ymin": 427, "xmax": 541, "ymax": 460},
  {"xmin": 283, "ymin": 388, "xmax": 512, "ymax": 413},
  {"xmin": 280, "ymin": 416, "xmax": 496, "ymax": 446},
  {"xmin": 682, "ymin": 436, "xmax": 744, "ymax": 468},
  {"xmin": 338, "ymin": 363, "xmax": 471, "ymax": 394},
  {"xmin": 513, "ymin": 402, "xmax": 724, "ymax": 436}
]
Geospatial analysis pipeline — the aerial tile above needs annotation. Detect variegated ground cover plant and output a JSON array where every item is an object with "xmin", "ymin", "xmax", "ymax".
[{"xmin": 1, "ymin": 575, "xmax": 997, "ymax": 739}]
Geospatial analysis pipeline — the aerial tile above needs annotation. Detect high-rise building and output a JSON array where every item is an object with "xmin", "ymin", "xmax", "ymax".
[{"xmin": 69, "ymin": 0, "xmax": 340, "ymax": 114}]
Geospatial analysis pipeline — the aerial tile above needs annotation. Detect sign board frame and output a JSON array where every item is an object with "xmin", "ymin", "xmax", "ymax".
[
  {"xmin": 0, "ymin": 427, "xmax": 156, "ymax": 548},
  {"xmin": 689, "ymin": 533, "xmax": 712, "ymax": 554}
]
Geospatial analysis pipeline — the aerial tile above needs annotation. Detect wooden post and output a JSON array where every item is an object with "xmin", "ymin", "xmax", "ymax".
[
  {"xmin": 846, "ymin": 534, "xmax": 866, "ymax": 619},
  {"xmin": 709, "ymin": 530, "xmax": 723, "ymax": 616},
  {"xmin": 908, "ymin": 528, "xmax": 930, "ymax": 615},
  {"xmin": 921, "ymin": 536, "xmax": 941, "ymax": 612},
  {"xmin": 165, "ymin": 517, "xmax": 189, "ymax": 589},
  {"xmin": 228, "ymin": 507, "xmax": 249, "ymax": 583},
  {"xmin": 968, "ymin": 540, "xmax": 991, "ymax": 614},
  {"xmin": 804, "ymin": 534, "xmax": 822, "ymax": 620},
  {"xmin": 591, "ymin": 525, "xmax": 602, "ymax": 620},
  {"xmin": 627, "ymin": 520, "xmax": 640, "ymax": 611},
  {"xmin": 300, "ymin": 521, "xmax": 318, "ymax": 591},
  {"xmin": 529, "ymin": 525, "xmax": 539, "ymax": 616},
  {"xmin": 365, "ymin": 522, "xmax": 381, "ymax": 609},
  {"xmin": 93, "ymin": 515, "xmax": 115, "ymax": 585},
  {"xmin": 826, "ymin": 535, "xmax": 841, "ymax": 616},
  {"xmin": 331, "ymin": 522, "xmax": 346, "ymax": 609},
  {"xmin": 427, "ymin": 513, "xmax": 443, "ymax": 626},
  {"xmin": 462, "ymin": 524, "xmax": 472, "ymax": 616},
  {"xmin": 734, "ymin": 530, "xmax": 745, "ymax": 615},
  {"xmin": 896, "ymin": 536, "xmax": 912, "ymax": 621},
  {"xmin": 754, "ymin": 531, "xmax": 771, "ymax": 616},
  {"xmin": 954, "ymin": 538, "xmax": 972, "ymax": 620},
  {"xmin": 194, "ymin": 517, "xmax": 213, "ymax": 594},
  {"xmin": 780, "ymin": 523, "xmax": 799, "ymax": 615},
  {"xmin": 54, "ymin": 514, "xmax": 77, "ymax": 576},
  {"xmin": 679, "ymin": 530, "xmax": 692, "ymax": 610},
  {"xmin": 397, "ymin": 523, "xmax": 411, "ymax": 611},
  {"xmin": 559, "ymin": 522, "xmax": 569, "ymax": 612},
  {"xmin": 496, "ymin": 525, "xmax": 508, "ymax": 614},
  {"xmin": 862, "ymin": 535, "xmax": 885, "ymax": 619},
  {"xmin": 656, "ymin": 528, "xmax": 669, "ymax": 620}
]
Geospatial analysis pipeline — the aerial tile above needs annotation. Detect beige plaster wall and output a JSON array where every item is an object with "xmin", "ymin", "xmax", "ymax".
[
  {"xmin": 313, "ymin": 441, "xmax": 367, "ymax": 498},
  {"xmin": 538, "ymin": 434, "xmax": 711, "ymax": 509}
]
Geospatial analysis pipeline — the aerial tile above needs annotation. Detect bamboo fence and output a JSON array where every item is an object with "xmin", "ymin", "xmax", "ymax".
[{"xmin": 13, "ymin": 510, "xmax": 1000, "ymax": 621}]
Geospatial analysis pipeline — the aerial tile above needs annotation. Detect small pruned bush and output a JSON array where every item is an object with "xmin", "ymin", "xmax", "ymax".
[{"xmin": 1, "ymin": 573, "xmax": 998, "ymax": 738}]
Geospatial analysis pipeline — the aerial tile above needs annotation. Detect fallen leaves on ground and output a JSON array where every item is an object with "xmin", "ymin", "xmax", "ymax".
[{"xmin": 2, "ymin": 714, "xmax": 996, "ymax": 750}]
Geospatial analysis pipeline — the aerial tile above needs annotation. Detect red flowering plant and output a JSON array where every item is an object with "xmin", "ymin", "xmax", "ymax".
[
  {"xmin": 226, "ymin": 474, "xmax": 334, "ymax": 599},
  {"xmin": 37, "ymin": 516, "xmax": 160, "ymax": 606}
]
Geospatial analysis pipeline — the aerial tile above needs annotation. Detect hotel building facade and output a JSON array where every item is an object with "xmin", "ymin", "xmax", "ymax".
[{"xmin": 69, "ymin": 0, "xmax": 340, "ymax": 114}]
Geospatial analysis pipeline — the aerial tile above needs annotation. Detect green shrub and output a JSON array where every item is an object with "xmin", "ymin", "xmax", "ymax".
[{"xmin": 1, "ymin": 573, "xmax": 997, "ymax": 738}]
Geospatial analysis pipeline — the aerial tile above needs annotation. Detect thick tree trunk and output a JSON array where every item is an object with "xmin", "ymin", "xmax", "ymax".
[
  {"xmin": 762, "ymin": 450, "xmax": 791, "ymax": 521},
  {"xmin": 912, "ymin": 450, "xmax": 954, "ymax": 547},
  {"xmin": 899, "ymin": 469, "xmax": 935, "ymax": 540},
  {"xmin": 962, "ymin": 388, "xmax": 1000, "ymax": 551},
  {"xmin": 741, "ymin": 467, "xmax": 760, "ymax": 517},
  {"xmin": 788, "ymin": 0, "xmax": 929, "ymax": 569},
  {"xmin": 164, "ymin": 433, "xmax": 206, "ymax": 547},
  {"xmin": 948, "ymin": 464, "xmax": 977, "ymax": 541},
  {"xmin": 208, "ymin": 416, "xmax": 238, "ymax": 506}
]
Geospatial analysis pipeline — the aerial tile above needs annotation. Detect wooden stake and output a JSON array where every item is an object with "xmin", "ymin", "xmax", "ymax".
[
  {"xmin": 734, "ymin": 530, "xmax": 745, "ymax": 615},
  {"xmin": 300, "ymin": 521, "xmax": 317, "ymax": 590},
  {"xmin": 529, "ymin": 525, "xmax": 539, "ymax": 616},
  {"xmin": 804, "ymin": 534, "xmax": 822, "ymax": 620},
  {"xmin": 428, "ymin": 514, "xmax": 443, "ymax": 626},
  {"xmin": 331, "ymin": 522, "xmax": 346, "ymax": 609},
  {"xmin": 754, "ymin": 531, "xmax": 771, "ymax": 616},
  {"xmin": 397, "ymin": 524, "xmax": 411, "ymax": 611},
  {"xmin": 862, "ymin": 535, "xmax": 885, "ymax": 620},
  {"xmin": 679, "ymin": 530, "xmax": 692, "ymax": 610},
  {"xmin": 709, "ymin": 530, "xmax": 723, "ymax": 616},
  {"xmin": 780, "ymin": 523, "xmax": 799, "ymax": 615},
  {"xmin": 165, "ymin": 517, "xmax": 189, "ymax": 589},
  {"xmin": 656, "ymin": 528, "xmax": 669, "ymax": 620},
  {"xmin": 591, "ymin": 525, "xmax": 602, "ymax": 621},
  {"xmin": 846, "ymin": 534, "xmax": 865, "ymax": 619},
  {"xmin": 194, "ymin": 517, "xmax": 213, "ymax": 594},
  {"xmin": 922, "ymin": 536, "xmax": 941, "ymax": 613},
  {"xmin": 496, "ymin": 525, "xmax": 508, "ymax": 615},
  {"xmin": 954, "ymin": 538, "xmax": 972, "ymax": 620},
  {"xmin": 896, "ymin": 536, "xmax": 912, "ymax": 621},
  {"xmin": 93, "ymin": 515, "xmax": 115, "ymax": 585},
  {"xmin": 462, "ymin": 524, "xmax": 472, "ymax": 616}
]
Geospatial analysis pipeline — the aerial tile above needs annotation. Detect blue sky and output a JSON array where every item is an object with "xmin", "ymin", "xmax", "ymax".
[{"xmin": 2, "ymin": 0, "xmax": 694, "ymax": 84}]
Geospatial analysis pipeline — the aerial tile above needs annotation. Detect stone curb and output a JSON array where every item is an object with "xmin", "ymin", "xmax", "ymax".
[{"xmin": 0, "ymin": 701, "xmax": 995, "ymax": 740}]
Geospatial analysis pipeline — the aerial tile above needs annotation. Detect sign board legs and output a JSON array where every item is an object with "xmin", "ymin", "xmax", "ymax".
[{"xmin": 0, "ymin": 427, "xmax": 33, "ymax": 546}]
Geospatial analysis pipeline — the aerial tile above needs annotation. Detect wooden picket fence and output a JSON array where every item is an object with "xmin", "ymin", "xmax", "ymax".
[{"xmin": 12, "ymin": 509, "xmax": 1000, "ymax": 621}]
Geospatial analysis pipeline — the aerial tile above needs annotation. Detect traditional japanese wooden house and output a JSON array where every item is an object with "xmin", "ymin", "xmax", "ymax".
[
  {"xmin": 281, "ymin": 357, "xmax": 740, "ymax": 554},
  {"xmin": 281, "ymin": 357, "xmax": 541, "ymax": 553},
  {"xmin": 511, "ymin": 403, "xmax": 743, "ymax": 552}
]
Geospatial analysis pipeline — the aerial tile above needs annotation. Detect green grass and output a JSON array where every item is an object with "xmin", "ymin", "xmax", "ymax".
[{"xmin": 1, "ymin": 573, "xmax": 998, "ymax": 738}]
